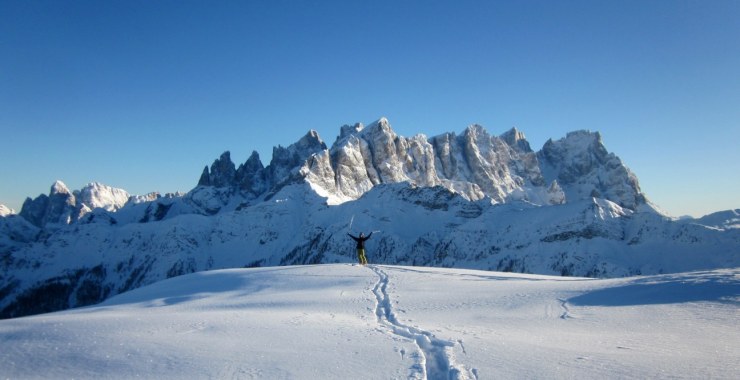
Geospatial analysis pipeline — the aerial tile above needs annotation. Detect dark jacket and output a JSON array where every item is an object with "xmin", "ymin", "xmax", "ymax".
[{"xmin": 348, "ymin": 232, "xmax": 372, "ymax": 249}]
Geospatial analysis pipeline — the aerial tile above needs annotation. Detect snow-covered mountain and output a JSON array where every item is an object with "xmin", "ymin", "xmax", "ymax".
[
  {"xmin": 0, "ymin": 204, "xmax": 14, "ymax": 217},
  {"xmin": 1, "ymin": 118, "xmax": 738, "ymax": 319},
  {"xmin": 1, "ymin": 265, "xmax": 738, "ymax": 379},
  {"xmin": 18, "ymin": 181, "xmax": 131, "ymax": 228}
]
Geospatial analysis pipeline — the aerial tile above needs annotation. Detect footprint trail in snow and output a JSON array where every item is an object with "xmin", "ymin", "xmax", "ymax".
[{"xmin": 369, "ymin": 265, "xmax": 477, "ymax": 380}]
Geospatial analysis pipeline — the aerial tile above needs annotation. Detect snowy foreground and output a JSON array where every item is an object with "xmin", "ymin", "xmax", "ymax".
[{"xmin": 1, "ymin": 265, "xmax": 738, "ymax": 379}]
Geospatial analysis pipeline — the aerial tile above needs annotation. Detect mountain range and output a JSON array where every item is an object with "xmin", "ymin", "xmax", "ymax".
[{"xmin": 1, "ymin": 118, "xmax": 738, "ymax": 319}]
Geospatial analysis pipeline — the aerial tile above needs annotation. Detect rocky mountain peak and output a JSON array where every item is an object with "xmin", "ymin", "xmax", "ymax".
[
  {"xmin": 239, "ymin": 151, "xmax": 264, "ymax": 173},
  {"xmin": 18, "ymin": 181, "xmax": 135, "ymax": 228},
  {"xmin": 235, "ymin": 151, "xmax": 266, "ymax": 195},
  {"xmin": 268, "ymin": 130, "xmax": 327, "ymax": 186},
  {"xmin": 336, "ymin": 123, "xmax": 364, "ymax": 143},
  {"xmin": 191, "ymin": 130, "xmax": 328, "ymax": 213},
  {"xmin": 463, "ymin": 124, "xmax": 488, "ymax": 140},
  {"xmin": 51, "ymin": 180, "xmax": 71, "ymax": 195},
  {"xmin": 76, "ymin": 182, "xmax": 130, "ymax": 213},
  {"xmin": 209, "ymin": 152, "xmax": 237, "ymax": 188},
  {"xmin": 19, "ymin": 180, "xmax": 76, "ymax": 227},
  {"xmin": 538, "ymin": 130, "xmax": 647, "ymax": 210},
  {"xmin": 175, "ymin": 118, "xmax": 653, "ymax": 215},
  {"xmin": 293, "ymin": 130, "xmax": 326, "ymax": 153},
  {"xmin": 500, "ymin": 127, "xmax": 533, "ymax": 153}
]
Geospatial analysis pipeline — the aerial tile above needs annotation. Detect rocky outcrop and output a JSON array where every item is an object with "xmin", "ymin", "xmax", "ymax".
[
  {"xmin": 236, "ymin": 151, "xmax": 267, "ymax": 196},
  {"xmin": 19, "ymin": 181, "xmax": 76, "ymax": 227},
  {"xmin": 538, "ymin": 130, "xmax": 647, "ymax": 210},
  {"xmin": 301, "ymin": 118, "xmax": 567, "ymax": 206},
  {"xmin": 190, "ymin": 130, "xmax": 327, "ymax": 212},
  {"xmin": 173, "ymin": 119, "xmax": 649, "ymax": 214}
]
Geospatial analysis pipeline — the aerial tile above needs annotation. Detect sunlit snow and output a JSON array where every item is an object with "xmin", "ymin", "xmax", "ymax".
[{"xmin": 1, "ymin": 264, "xmax": 737, "ymax": 379}]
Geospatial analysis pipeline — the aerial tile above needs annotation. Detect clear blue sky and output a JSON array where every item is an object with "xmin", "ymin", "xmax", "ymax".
[{"xmin": 1, "ymin": 0, "xmax": 739, "ymax": 217}]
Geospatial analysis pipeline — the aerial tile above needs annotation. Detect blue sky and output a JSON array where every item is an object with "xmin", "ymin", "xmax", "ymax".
[{"xmin": 1, "ymin": 0, "xmax": 738, "ymax": 217}]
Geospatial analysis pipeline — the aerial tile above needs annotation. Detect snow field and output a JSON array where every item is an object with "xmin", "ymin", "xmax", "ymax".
[
  {"xmin": 0, "ymin": 264, "xmax": 738, "ymax": 379},
  {"xmin": 384, "ymin": 266, "xmax": 740, "ymax": 379}
]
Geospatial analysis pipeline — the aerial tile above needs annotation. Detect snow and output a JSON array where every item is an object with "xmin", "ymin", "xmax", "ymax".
[
  {"xmin": 1, "ymin": 264, "xmax": 738, "ymax": 379},
  {"xmin": 77, "ymin": 182, "xmax": 131, "ymax": 212},
  {"xmin": 0, "ymin": 204, "xmax": 15, "ymax": 216}
]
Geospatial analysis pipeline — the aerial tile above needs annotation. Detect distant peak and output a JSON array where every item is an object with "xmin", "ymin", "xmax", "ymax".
[
  {"xmin": 302, "ymin": 129, "xmax": 324, "ymax": 144},
  {"xmin": 360, "ymin": 117, "xmax": 397, "ymax": 138},
  {"xmin": 501, "ymin": 127, "xmax": 532, "ymax": 153},
  {"xmin": 367, "ymin": 117, "xmax": 391, "ymax": 129},
  {"xmin": 463, "ymin": 124, "xmax": 489, "ymax": 138},
  {"xmin": 501, "ymin": 126, "xmax": 525, "ymax": 140},
  {"xmin": 51, "ymin": 180, "xmax": 71, "ymax": 195},
  {"xmin": 293, "ymin": 129, "xmax": 327, "ymax": 151},
  {"xmin": 565, "ymin": 130, "xmax": 602, "ymax": 143},
  {"xmin": 247, "ymin": 150, "xmax": 261, "ymax": 162},
  {"xmin": 218, "ymin": 151, "xmax": 232, "ymax": 162},
  {"xmin": 338, "ymin": 123, "xmax": 364, "ymax": 142},
  {"xmin": 0, "ymin": 204, "xmax": 15, "ymax": 216},
  {"xmin": 83, "ymin": 182, "xmax": 110, "ymax": 190}
]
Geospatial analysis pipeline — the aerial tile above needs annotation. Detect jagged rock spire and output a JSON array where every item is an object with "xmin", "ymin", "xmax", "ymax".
[
  {"xmin": 500, "ymin": 127, "xmax": 533, "ymax": 153},
  {"xmin": 190, "ymin": 119, "xmax": 650, "ymax": 212}
]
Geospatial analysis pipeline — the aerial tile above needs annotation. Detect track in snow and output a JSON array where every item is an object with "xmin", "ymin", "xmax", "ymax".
[{"xmin": 369, "ymin": 265, "xmax": 476, "ymax": 380}]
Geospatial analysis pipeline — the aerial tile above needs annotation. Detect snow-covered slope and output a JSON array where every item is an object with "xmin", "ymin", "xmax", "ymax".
[
  {"xmin": 689, "ymin": 209, "xmax": 740, "ymax": 230},
  {"xmin": 1, "ymin": 119, "xmax": 738, "ymax": 319},
  {"xmin": 1, "ymin": 181, "xmax": 738, "ymax": 319},
  {"xmin": 1, "ymin": 264, "xmax": 737, "ymax": 379}
]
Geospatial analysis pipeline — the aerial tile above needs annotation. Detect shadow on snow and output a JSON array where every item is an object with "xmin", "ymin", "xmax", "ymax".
[{"xmin": 569, "ymin": 270, "xmax": 740, "ymax": 307}]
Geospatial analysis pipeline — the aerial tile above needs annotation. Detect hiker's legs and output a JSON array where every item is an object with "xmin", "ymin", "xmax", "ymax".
[{"xmin": 357, "ymin": 248, "xmax": 367, "ymax": 265}]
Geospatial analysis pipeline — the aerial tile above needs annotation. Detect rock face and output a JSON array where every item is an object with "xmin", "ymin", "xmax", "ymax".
[
  {"xmin": 12, "ymin": 119, "xmax": 654, "ymax": 227},
  {"xmin": 191, "ymin": 130, "xmax": 327, "ymax": 213},
  {"xmin": 298, "ymin": 119, "xmax": 620, "ymax": 208},
  {"xmin": 184, "ymin": 118, "xmax": 649, "ymax": 213},
  {"xmin": 19, "ymin": 181, "xmax": 76, "ymax": 227},
  {"xmin": 538, "ymin": 131, "xmax": 646, "ymax": 210}
]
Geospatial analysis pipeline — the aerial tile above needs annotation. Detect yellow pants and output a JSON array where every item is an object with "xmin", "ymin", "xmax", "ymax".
[{"xmin": 357, "ymin": 248, "xmax": 368, "ymax": 265}]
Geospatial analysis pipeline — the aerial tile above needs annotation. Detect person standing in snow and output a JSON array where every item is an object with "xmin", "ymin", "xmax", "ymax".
[{"xmin": 348, "ymin": 232, "xmax": 372, "ymax": 265}]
